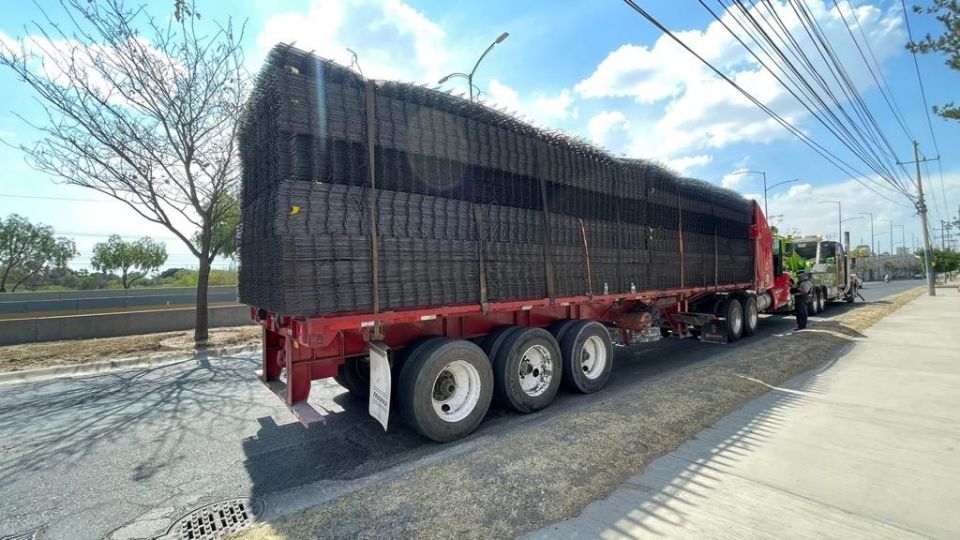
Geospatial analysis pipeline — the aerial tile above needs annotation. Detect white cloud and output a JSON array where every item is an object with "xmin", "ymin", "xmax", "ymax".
[
  {"xmin": 486, "ymin": 78, "xmax": 521, "ymax": 112},
  {"xmin": 256, "ymin": 0, "xmax": 447, "ymax": 82},
  {"xmin": 483, "ymin": 80, "xmax": 577, "ymax": 127},
  {"xmin": 531, "ymin": 89, "xmax": 577, "ymax": 121},
  {"xmin": 575, "ymin": 1, "xmax": 905, "ymax": 163},
  {"xmin": 587, "ymin": 111, "xmax": 630, "ymax": 153},
  {"xmin": 663, "ymin": 154, "xmax": 712, "ymax": 174},
  {"xmin": 764, "ymin": 171, "xmax": 960, "ymax": 250}
]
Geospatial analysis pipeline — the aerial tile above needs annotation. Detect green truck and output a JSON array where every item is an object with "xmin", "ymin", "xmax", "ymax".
[{"xmin": 782, "ymin": 236, "xmax": 856, "ymax": 312}]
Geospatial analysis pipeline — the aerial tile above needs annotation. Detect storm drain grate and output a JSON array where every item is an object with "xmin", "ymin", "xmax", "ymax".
[{"xmin": 166, "ymin": 498, "xmax": 264, "ymax": 540}]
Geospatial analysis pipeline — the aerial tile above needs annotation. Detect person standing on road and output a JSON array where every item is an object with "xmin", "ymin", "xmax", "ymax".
[
  {"xmin": 851, "ymin": 273, "xmax": 866, "ymax": 301},
  {"xmin": 792, "ymin": 270, "xmax": 814, "ymax": 330}
]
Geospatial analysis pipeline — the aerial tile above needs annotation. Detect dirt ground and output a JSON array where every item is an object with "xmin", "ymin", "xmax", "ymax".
[
  {"xmin": 0, "ymin": 325, "xmax": 260, "ymax": 373},
  {"xmin": 233, "ymin": 287, "xmax": 924, "ymax": 540}
]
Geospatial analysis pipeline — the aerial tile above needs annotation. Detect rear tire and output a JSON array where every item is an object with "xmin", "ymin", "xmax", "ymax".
[
  {"xmin": 720, "ymin": 298, "xmax": 743, "ymax": 342},
  {"xmin": 740, "ymin": 296, "xmax": 759, "ymax": 337},
  {"xmin": 547, "ymin": 319, "xmax": 579, "ymax": 345},
  {"xmin": 492, "ymin": 327, "xmax": 562, "ymax": 413},
  {"xmin": 560, "ymin": 321, "xmax": 614, "ymax": 393},
  {"xmin": 481, "ymin": 326, "xmax": 519, "ymax": 365},
  {"xmin": 398, "ymin": 338, "xmax": 493, "ymax": 442},
  {"xmin": 819, "ymin": 288, "xmax": 828, "ymax": 311},
  {"xmin": 335, "ymin": 356, "xmax": 370, "ymax": 399}
]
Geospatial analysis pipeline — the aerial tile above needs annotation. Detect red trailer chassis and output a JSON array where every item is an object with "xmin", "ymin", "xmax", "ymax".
[{"xmin": 253, "ymin": 202, "xmax": 792, "ymax": 427}]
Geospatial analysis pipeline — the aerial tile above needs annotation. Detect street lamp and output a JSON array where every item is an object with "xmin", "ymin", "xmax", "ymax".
[
  {"xmin": 764, "ymin": 178, "xmax": 800, "ymax": 218},
  {"xmin": 859, "ymin": 212, "xmax": 875, "ymax": 257},
  {"xmin": 438, "ymin": 32, "xmax": 509, "ymax": 101},
  {"xmin": 819, "ymin": 200, "xmax": 841, "ymax": 242},
  {"xmin": 841, "ymin": 216, "xmax": 864, "ymax": 251},
  {"xmin": 893, "ymin": 225, "xmax": 905, "ymax": 254},
  {"xmin": 877, "ymin": 219, "xmax": 893, "ymax": 255}
]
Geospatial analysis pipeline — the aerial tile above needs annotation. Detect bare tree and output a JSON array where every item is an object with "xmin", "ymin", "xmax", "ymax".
[{"xmin": 0, "ymin": 0, "xmax": 247, "ymax": 344}]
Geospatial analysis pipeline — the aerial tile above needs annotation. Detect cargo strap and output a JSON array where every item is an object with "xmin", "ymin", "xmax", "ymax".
[
  {"xmin": 538, "ymin": 177, "xmax": 557, "ymax": 302},
  {"xmin": 577, "ymin": 218, "xmax": 593, "ymax": 297},
  {"xmin": 677, "ymin": 186, "xmax": 685, "ymax": 289},
  {"xmin": 472, "ymin": 204, "xmax": 490, "ymax": 313},
  {"xmin": 365, "ymin": 82, "xmax": 382, "ymax": 334}
]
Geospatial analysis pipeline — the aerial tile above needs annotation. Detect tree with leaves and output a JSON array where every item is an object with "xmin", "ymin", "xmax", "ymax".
[
  {"xmin": 0, "ymin": 214, "xmax": 78, "ymax": 292},
  {"xmin": 908, "ymin": 1, "xmax": 960, "ymax": 120},
  {"xmin": 91, "ymin": 235, "xmax": 167, "ymax": 289},
  {"xmin": 0, "ymin": 0, "xmax": 247, "ymax": 343}
]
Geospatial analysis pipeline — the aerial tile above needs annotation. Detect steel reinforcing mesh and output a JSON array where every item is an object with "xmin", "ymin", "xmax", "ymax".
[{"xmin": 237, "ymin": 45, "xmax": 755, "ymax": 316}]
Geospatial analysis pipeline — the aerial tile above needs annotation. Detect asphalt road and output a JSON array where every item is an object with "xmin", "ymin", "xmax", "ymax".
[{"xmin": 0, "ymin": 280, "xmax": 921, "ymax": 540}]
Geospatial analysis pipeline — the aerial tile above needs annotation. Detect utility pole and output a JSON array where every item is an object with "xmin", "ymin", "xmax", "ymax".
[{"xmin": 912, "ymin": 141, "xmax": 936, "ymax": 296}]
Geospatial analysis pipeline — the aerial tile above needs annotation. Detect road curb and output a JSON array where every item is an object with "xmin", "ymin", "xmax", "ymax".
[{"xmin": 0, "ymin": 343, "xmax": 260, "ymax": 386}]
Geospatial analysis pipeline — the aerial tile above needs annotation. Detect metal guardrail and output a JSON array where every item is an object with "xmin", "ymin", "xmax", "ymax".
[{"xmin": 0, "ymin": 285, "xmax": 237, "ymax": 302}]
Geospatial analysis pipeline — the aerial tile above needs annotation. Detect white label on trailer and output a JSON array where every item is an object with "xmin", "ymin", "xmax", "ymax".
[
  {"xmin": 521, "ymin": 305, "xmax": 533, "ymax": 310},
  {"xmin": 361, "ymin": 320, "xmax": 375, "ymax": 328},
  {"xmin": 420, "ymin": 314, "xmax": 436, "ymax": 321},
  {"xmin": 368, "ymin": 341, "xmax": 391, "ymax": 431}
]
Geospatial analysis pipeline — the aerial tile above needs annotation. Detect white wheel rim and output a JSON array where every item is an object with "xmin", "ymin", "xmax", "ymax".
[
  {"xmin": 432, "ymin": 360, "xmax": 482, "ymax": 423},
  {"xmin": 748, "ymin": 304, "xmax": 758, "ymax": 329},
  {"xmin": 580, "ymin": 335, "xmax": 607, "ymax": 380},
  {"xmin": 730, "ymin": 305, "xmax": 743, "ymax": 335},
  {"xmin": 517, "ymin": 344, "xmax": 553, "ymax": 396}
]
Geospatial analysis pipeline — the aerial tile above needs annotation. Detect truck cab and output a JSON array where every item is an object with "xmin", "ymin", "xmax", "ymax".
[{"xmin": 785, "ymin": 236, "xmax": 853, "ymax": 308}]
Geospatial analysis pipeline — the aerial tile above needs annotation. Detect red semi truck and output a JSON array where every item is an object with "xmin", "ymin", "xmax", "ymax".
[{"xmin": 251, "ymin": 201, "xmax": 793, "ymax": 442}]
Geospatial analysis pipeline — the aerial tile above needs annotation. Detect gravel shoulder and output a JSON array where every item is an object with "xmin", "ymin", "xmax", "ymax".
[
  {"xmin": 233, "ymin": 287, "xmax": 923, "ymax": 540},
  {"xmin": 0, "ymin": 325, "xmax": 260, "ymax": 373}
]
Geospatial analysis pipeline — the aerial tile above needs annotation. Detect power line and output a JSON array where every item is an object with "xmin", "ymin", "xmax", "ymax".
[
  {"xmin": 716, "ymin": 0, "xmax": 912, "ymax": 197},
  {"xmin": 622, "ymin": 0, "xmax": 912, "ymax": 207},
  {"xmin": 900, "ymin": 0, "xmax": 949, "ymax": 215},
  {"xmin": 0, "ymin": 192, "xmax": 116, "ymax": 203},
  {"xmin": 637, "ymin": 0, "xmax": 912, "ymax": 206},
  {"xmin": 842, "ymin": 0, "xmax": 915, "ymax": 142}
]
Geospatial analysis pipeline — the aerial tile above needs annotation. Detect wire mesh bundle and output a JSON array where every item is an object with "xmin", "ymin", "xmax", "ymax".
[{"xmin": 238, "ymin": 44, "xmax": 759, "ymax": 316}]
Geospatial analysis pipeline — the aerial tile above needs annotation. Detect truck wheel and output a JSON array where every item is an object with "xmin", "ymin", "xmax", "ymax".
[
  {"xmin": 740, "ymin": 296, "xmax": 759, "ymax": 337},
  {"xmin": 721, "ymin": 299, "xmax": 743, "ymax": 341},
  {"xmin": 493, "ymin": 327, "xmax": 562, "ymax": 413},
  {"xmin": 547, "ymin": 319, "xmax": 579, "ymax": 344},
  {"xmin": 560, "ymin": 321, "xmax": 614, "ymax": 393},
  {"xmin": 819, "ymin": 288, "xmax": 828, "ymax": 312},
  {"xmin": 398, "ymin": 338, "xmax": 493, "ymax": 442},
  {"xmin": 809, "ymin": 289, "xmax": 820, "ymax": 314},
  {"xmin": 481, "ymin": 326, "xmax": 520, "ymax": 364},
  {"xmin": 335, "ymin": 356, "xmax": 370, "ymax": 399}
]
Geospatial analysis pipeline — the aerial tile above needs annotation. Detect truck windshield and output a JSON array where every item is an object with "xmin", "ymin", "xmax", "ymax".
[{"xmin": 793, "ymin": 242, "xmax": 817, "ymax": 260}]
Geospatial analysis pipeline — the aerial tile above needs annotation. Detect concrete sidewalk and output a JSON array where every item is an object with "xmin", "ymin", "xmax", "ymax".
[{"xmin": 527, "ymin": 289, "xmax": 960, "ymax": 539}]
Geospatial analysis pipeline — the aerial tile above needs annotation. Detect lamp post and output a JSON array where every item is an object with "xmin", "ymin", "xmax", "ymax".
[
  {"xmin": 820, "ymin": 200, "xmax": 841, "ymax": 242},
  {"xmin": 764, "ymin": 178, "xmax": 799, "ymax": 218},
  {"xmin": 859, "ymin": 212, "xmax": 875, "ymax": 256},
  {"xmin": 438, "ymin": 32, "xmax": 509, "ymax": 101},
  {"xmin": 841, "ymin": 216, "xmax": 864, "ymax": 253}
]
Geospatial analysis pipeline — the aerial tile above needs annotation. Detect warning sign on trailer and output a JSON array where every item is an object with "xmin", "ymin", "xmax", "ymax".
[{"xmin": 368, "ymin": 342, "xmax": 391, "ymax": 431}]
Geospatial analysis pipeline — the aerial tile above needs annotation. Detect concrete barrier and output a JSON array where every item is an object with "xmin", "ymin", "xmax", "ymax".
[
  {"xmin": 0, "ymin": 286, "xmax": 239, "ymax": 315},
  {"xmin": 0, "ymin": 285, "xmax": 237, "ymax": 302},
  {"xmin": 0, "ymin": 305, "xmax": 253, "ymax": 346}
]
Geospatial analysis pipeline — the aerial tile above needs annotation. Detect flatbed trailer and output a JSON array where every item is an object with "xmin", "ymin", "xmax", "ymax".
[{"xmin": 253, "ymin": 202, "xmax": 793, "ymax": 442}]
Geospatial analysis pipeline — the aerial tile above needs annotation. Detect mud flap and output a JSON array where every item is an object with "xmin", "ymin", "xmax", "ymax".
[
  {"xmin": 701, "ymin": 320, "xmax": 729, "ymax": 344},
  {"xmin": 368, "ymin": 341, "xmax": 391, "ymax": 431}
]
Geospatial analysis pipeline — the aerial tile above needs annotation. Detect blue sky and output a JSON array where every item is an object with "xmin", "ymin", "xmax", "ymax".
[{"xmin": 0, "ymin": 0, "xmax": 957, "ymax": 270}]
